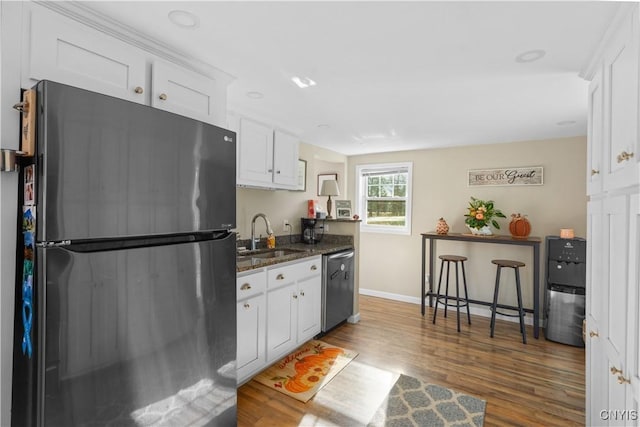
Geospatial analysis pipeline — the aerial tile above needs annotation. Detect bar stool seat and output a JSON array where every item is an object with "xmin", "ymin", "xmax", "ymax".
[
  {"xmin": 490, "ymin": 259, "xmax": 527, "ymax": 343},
  {"xmin": 432, "ymin": 255, "xmax": 471, "ymax": 332}
]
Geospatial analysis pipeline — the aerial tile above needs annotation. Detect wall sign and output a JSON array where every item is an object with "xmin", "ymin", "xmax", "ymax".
[{"xmin": 468, "ymin": 166, "xmax": 543, "ymax": 187}]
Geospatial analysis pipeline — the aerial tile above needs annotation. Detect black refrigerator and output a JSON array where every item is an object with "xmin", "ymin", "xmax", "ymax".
[{"xmin": 12, "ymin": 80, "xmax": 237, "ymax": 426}]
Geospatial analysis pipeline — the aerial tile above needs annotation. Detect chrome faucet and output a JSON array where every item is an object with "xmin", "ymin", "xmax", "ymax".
[{"xmin": 251, "ymin": 213, "xmax": 274, "ymax": 250}]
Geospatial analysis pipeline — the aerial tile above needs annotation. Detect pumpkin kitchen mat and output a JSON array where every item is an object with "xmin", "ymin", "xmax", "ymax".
[{"xmin": 252, "ymin": 340, "xmax": 358, "ymax": 403}]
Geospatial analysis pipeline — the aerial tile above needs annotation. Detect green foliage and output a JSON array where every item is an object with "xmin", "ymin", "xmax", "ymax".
[{"xmin": 464, "ymin": 197, "xmax": 506, "ymax": 229}]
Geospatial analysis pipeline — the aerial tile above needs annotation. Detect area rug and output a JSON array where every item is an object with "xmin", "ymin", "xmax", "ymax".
[
  {"xmin": 252, "ymin": 340, "xmax": 358, "ymax": 402},
  {"xmin": 368, "ymin": 374, "xmax": 486, "ymax": 427}
]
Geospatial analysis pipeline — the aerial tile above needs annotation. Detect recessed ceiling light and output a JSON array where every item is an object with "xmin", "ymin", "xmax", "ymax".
[
  {"xmin": 515, "ymin": 49, "xmax": 546, "ymax": 63},
  {"xmin": 317, "ymin": 124, "xmax": 330, "ymax": 129},
  {"xmin": 556, "ymin": 120, "xmax": 576, "ymax": 126},
  {"xmin": 246, "ymin": 91, "xmax": 264, "ymax": 99},
  {"xmin": 168, "ymin": 10, "xmax": 199, "ymax": 29},
  {"xmin": 291, "ymin": 76, "xmax": 317, "ymax": 89}
]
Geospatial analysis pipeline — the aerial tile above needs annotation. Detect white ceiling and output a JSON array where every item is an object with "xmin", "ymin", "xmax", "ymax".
[{"xmin": 82, "ymin": 1, "xmax": 621, "ymax": 156}]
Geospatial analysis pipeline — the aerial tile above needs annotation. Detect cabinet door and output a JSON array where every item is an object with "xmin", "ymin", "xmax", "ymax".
[
  {"xmin": 237, "ymin": 118, "xmax": 275, "ymax": 186},
  {"xmin": 26, "ymin": 4, "xmax": 146, "ymax": 103},
  {"xmin": 627, "ymin": 193, "xmax": 640, "ymax": 415},
  {"xmin": 273, "ymin": 130, "xmax": 300, "ymax": 188},
  {"xmin": 297, "ymin": 274, "xmax": 322, "ymax": 344},
  {"xmin": 151, "ymin": 60, "xmax": 226, "ymax": 126},
  {"xmin": 587, "ymin": 67, "xmax": 604, "ymax": 195},
  {"xmin": 237, "ymin": 294, "xmax": 266, "ymax": 383},
  {"xmin": 603, "ymin": 8, "xmax": 639, "ymax": 191},
  {"xmin": 603, "ymin": 195, "xmax": 630, "ymax": 420},
  {"xmin": 266, "ymin": 282, "xmax": 297, "ymax": 362},
  {"xmin": 586, "ymin": 199, "xmax": 607, "ymax": 425}
]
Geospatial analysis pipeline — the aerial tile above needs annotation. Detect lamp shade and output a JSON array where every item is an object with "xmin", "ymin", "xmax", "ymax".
[{"xmin": 320, "ymin": 179, "xmax": 340, "ymax": 196}]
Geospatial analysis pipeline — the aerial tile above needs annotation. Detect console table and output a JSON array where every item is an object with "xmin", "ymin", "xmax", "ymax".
[{"xmin": 421, "ymin": 232, "xmax": 542, "ymax": 339}]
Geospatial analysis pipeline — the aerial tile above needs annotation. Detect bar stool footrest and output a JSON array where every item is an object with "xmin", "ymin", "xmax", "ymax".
[
  {"xmin": 436, "ymin": 296, "xmax": 469, "ymax": 308},
  {"xmin": 492, "ymin": 309, "xmax": 526, "ymax": 318}
]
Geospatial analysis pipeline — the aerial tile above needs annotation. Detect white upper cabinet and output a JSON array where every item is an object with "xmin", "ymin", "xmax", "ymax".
[
  {"xmin": 237, "ymin": 118, "xmax": 275, "ymax": 186},
  {"xmin": 587, "ymin": 67, "xmax": 604, "ymax": 195},
  {"xmin": 25, "ymin": 5, "xmax": 146, "ymax": 103},
  {"xmin": 236, "ymin": 116, "xmax": 300, "ymax": 190},
  {"xmin": 273, "ymin": 130, "xmax": 300, "ymax": 188},
  {"xmin": 602, "ymin": 6, "xmax": 640, "ymax": 192},
  {"xmin": 23, "ymin": 3, "xmax": 230, "ymax": 126},
  {"xmin": 151, "ymin": 59, "xmax": 227, "ymax": 126}
]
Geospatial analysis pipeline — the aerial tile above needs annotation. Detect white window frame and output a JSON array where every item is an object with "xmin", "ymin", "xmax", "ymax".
[{"xmin": 355, "ymin": 162, "xmax": 413, "ymax": 235}]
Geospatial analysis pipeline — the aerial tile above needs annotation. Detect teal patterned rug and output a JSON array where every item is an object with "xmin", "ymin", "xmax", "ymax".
[{"xmin": 368, "ymin": 374, "xmax": 486, "ymax": 427}]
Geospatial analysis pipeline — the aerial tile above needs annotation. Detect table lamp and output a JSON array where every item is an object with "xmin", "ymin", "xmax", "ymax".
[{"xmin": 320, "ymin": 179, "xmax": 340, "ymax": 218}]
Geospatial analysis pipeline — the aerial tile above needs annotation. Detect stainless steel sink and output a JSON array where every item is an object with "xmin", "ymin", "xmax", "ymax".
[{"xmin": 236, "ymin": 248, "xmax": 307, "ymax": 265}]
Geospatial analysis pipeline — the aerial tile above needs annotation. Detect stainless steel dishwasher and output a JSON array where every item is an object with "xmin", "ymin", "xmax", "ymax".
[{"xmin": 322, "ymin": 249, "xmax": 355, "ymax": 333}]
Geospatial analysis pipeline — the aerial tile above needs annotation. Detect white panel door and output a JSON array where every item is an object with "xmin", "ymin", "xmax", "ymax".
[
  {"xmin": 603, "ymin": 195, "xmax": 630, "ymax": 423},
  {"xmin": 603, "ymin": 8, "xmax": 640, "ymax": 191},
  {"xmin": 296, "ymin": 274, "xmax": 321, "ymax": 344},
  {"xmin": 151, "ymin": 59, "xmax": 225, "ymax": 126},
  {"xmin": 26, "ymin": 4, "xmax": 146, "ymax": 103},
  {"xmin": 586, "ymin": 199, "xmax": 608, "ymax": 425},
  {"xmin": 273, "ymin": 130, "xmax": 300, "ymax": 189},
  {"xmin": 266, "ymin": 282, "xmax": 297, "ymax": 362},
  {"xmin": 627, "ymin": 193, "xmax": 640, "ymax": 418},
  {"xmin": 587, "ymin": 67, "xmax": 604, "ymax": 195},
  {"xmin": 237, "ymin": 118, "xmax": 274, "ymax": 186},
  {"xmin": 236, "ymin": 294, "xmax": 266, "ymax": 382}
]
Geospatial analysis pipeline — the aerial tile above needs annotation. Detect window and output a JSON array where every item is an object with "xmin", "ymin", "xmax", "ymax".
[{"xmin": 355, "ymin": 162, "xmax": 412, "ymax": 234}]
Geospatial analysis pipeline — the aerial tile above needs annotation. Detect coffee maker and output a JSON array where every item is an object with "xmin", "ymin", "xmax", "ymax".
[{"xmin": 301, "ymin": 218, "xmax": 324, "ymax": 244}]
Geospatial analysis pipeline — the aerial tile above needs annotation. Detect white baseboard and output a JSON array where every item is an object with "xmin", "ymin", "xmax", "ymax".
[
  {"xmin": 359, "ymin": 288, "xmax": 539, "ymax": 326},
  {"xmin": 347, "ymin": 313, "xmax": 360, "ymax": 324}
]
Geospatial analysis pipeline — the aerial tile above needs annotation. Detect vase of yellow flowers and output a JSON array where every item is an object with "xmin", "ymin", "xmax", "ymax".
[{"xmin": 464, "ymin": 197, "xmax": 506, "ymax": 236}]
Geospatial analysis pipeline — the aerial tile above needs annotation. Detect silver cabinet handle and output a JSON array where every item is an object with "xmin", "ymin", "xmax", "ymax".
[
  {"xmin": 293, "ymin": 294, "xmax": 298, "ymax": 299},
  {"xmin": 276, "ymin": 273, "xmax": 284, "ymax": 280},
  {"xmin": 159, "ymin": 93, "xmax": 168, "ymax": 101},
  {"xmin": 276, "ymin": 170, "xmax": 281, "ymax": 174},
  {"xmin": 243, "ymin": 302, "xmax": 250, "ymax": 309},
  {"xmin": 591, "ymin": 169, "xmax": 599, "ymax": 176},
  {"xmin": 310, "ymin": 265, "xmax": 317, "ymax": 271},
  {"xmin": 134, "ymin": 86, "xmax": 144, "ymax": 94},
  {"xmin": 240, "ymin": 283, "xmax": 251, "ymax": 291},
  {"xmin": 300, "ymin": 291, "xmax": 305, "ymax": 297}
]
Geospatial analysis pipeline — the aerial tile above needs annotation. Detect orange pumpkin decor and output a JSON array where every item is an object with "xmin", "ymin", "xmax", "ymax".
[{"xmin": 509, "ymin": 213, "xmax": 531, "ymax": 238}]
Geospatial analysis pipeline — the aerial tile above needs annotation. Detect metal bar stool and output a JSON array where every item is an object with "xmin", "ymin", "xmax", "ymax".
[
  {"xmin": 432, "ymin": 255, "xmax": 471, "ymax": 332},
  {"xmin": 489, "ymin": 259, "xmax": 527, "ymax": 344}
]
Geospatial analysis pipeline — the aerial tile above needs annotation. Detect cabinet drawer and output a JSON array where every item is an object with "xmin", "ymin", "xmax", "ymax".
[
  {"xmin": 267, "ymin": 256, "xmax": 321, "ymax": 289},
  {"xmin": 237, "ymin": 270, "xmax": 266, "ymax": 301}
]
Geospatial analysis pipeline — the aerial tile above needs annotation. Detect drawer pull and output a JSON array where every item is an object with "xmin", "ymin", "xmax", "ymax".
[
  {"xmin": 618, "ymin": 375, "xmax": 631, "ymax": 385},
  {"xmin": 310, "ymin": 265, "xmax": 317, "ymax": 271},
  {"xmin": 300, "ymin": 291, "xmax": 305, "ymax": 297},
  {"xmin": 244, "ymin": 302, "xmax": 250, "ymax": 309},
  {"xmin": 610, "ymin": 366, "xmax": 623, "ymax": 375},
  {"xmin": 616, "ymin": 151, "xmax": 634, "ymax": 163},
  {"xmin": 240, "ymin": 283, "xmax": 251, "ymax": 291},
  {"xmin": 591, "ymin": 169, "xmax": 599, "ymax": 176},
  {"xmin": 293, "ymin": 294, "xmax": 298, "ymax": 299},
  {"xmin": 159, "ymin": 93, "xmax": 168, "ymax": 101},
  {"xmin": 134, "ymin": 86, "xmax": 144, "ymax": 94},
  {"xmin": 276, "ymin": 273, "xmax": 285, "ymax": 280},
  {"xmin": 589, "ymin": 331, "xmax": 599, "ymax": 338}
]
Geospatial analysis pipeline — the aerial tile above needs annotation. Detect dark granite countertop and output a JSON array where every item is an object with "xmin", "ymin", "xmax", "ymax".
[{"xmin": 236, "ymin": 235, "xmax": 353, "ymax": 273}]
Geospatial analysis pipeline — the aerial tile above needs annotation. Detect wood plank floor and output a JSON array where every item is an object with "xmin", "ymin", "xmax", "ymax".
[{"xmin": 238, "ymin": 295, "xmax": 585, "ymax": 426}]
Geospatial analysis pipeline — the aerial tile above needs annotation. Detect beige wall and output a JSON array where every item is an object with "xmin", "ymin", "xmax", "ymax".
[
  {"xmin": 236, "ymin": 142, "xmax": 348, "ymax": 239},
  {"xmin": 347, "ymin": 136, "xmax": 587, "ymax": 317}
]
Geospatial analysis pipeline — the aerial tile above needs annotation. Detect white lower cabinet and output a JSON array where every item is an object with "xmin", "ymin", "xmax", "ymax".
[
  {"xmin": 236, "ymin": 256, "xmax": 322, "ymax": 384},
  {"xmin": 236, "ymin": 270, "xmax": 267, "ymax": 383},
  {"xmin": 266, "ymin": 256, "xmax": 322, "ymax": 363}
]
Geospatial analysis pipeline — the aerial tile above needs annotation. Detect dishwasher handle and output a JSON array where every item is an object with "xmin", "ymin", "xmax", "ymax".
[{"xmin": 326, "ymin": 250, "xmax": 354, "ymax": 261}]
